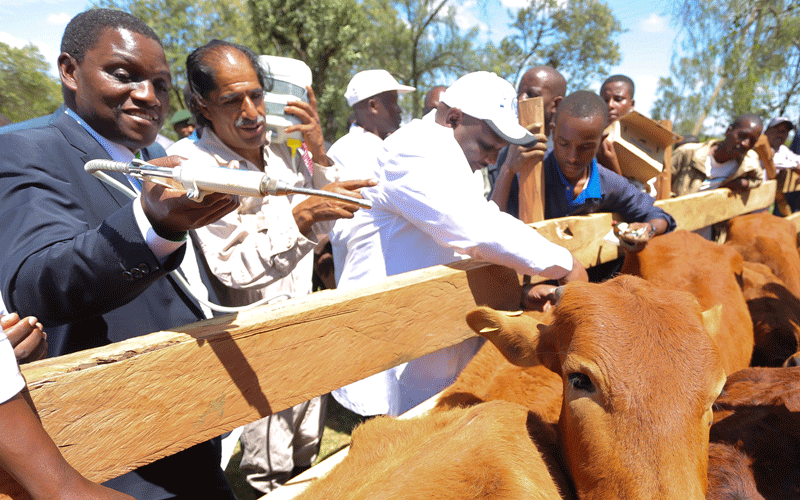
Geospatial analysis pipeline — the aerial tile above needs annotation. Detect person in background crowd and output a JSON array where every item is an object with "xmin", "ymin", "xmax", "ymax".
[
  {"xmin": 174, "ymin": 39, "xmax": 372, "ymax": 496},
  {"xmin": 764, "ymin": 116, "xmax": 800, "ymax": 212},
  {"xmin": 0, "ymin": 9, "xmax": 240, "ymax": 499},
  {"xmin": 596, "ymin": 74, "xmax": 636, "ymax": 176},
  {"xmin": 170, "ymin": 108, "xmax": 196, "ymax": 139},
  {"xmin": 488, "ymin": 65, "xmax": 566, "ymax": 216},
  {"xmin": 672, "ymin": 114, "xmax": 764, "ymax": 197},
  {"xmin": 327, "ymin": 69, "xmax": 414, "ymax": 284},
  {"xmin": 332, "ymin": 71, "xmax": 588, "ymax": 419}
]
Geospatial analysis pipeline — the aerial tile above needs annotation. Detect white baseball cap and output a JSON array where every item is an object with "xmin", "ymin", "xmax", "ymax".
[
  {"xmin": 345, "ymin": 70, "xmax": 415, "ymax": 107},
  {"xmin": 439, "ymin": 71, "xmax": 536, "ymax": 146}
]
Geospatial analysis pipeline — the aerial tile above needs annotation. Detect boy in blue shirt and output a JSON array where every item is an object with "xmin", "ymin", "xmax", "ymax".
[{"xmin": 544, "ymin": 91, "xmax": 675, "ymax": 279}]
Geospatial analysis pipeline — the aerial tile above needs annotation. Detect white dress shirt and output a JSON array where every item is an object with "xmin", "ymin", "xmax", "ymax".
[
  {"xmin": 327, "ymin": 124, "xmax": 384, "ymax": 284},
  {"xmin": 332, "ymin": 116, "xmax": 574, "ymax": 417}
]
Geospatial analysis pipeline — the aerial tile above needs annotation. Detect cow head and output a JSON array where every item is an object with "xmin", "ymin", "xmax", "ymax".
[{"xmin": 467, "ymin": 275, "xmax": 727, "ymax": 500}]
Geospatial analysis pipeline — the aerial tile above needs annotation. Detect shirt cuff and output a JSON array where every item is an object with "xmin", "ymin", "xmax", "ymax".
[
  {"xmin": 0, "ymin": 330, "xmax": 24, "ymax": 404},
  {"xmin": 132, "ymin": 196, "xmax": 186, "ymax": 262}
]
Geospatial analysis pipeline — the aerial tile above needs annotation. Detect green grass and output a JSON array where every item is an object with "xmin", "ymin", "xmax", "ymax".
[{"xmin": 224, "ymin": 396, "xmax": 367, "ymax": 499}]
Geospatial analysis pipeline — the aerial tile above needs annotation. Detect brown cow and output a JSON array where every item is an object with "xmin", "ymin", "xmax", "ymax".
[
  {"xmin": 295, "ymin": 400, "xmax": 571, "ymax": 500},
  {"xmin": 620, "ymin": 229, "xmax": 754, "ymax": 375},
  {"xmin": 723, "ymin": 213, "xmax": 800, "ymax": 366},
  {"xmin": 301, "ymin": 276, "xmax": 726, "ymax": 500},
  {"xmin": 725, "ymin": 212, "xmax": 800, "ymax": 297},
  {"xmin": 707, "ymin": 366, "xmax": 800, "ymax": 500},
  {"xmin": 707, "ymin": 442, "xmax": 765, "ymax": 500},
  {"xmin": 741, "ymin": 261, "xmax": 800, "ymax": 366}
]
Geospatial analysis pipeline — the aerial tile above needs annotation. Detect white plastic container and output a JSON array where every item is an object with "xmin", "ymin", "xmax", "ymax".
[{"xmin": 259, "ymin": 55, "xmax": 312, "ymax": 146}]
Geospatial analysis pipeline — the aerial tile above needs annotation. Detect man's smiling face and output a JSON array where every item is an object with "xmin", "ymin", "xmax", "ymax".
[{"xmin": 63, "ymin": 27, "xmax": 171, "ymax": 152}]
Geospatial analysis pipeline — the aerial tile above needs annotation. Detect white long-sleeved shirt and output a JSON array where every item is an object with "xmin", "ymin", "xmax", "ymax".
[
  {"xmin": 337, "ymin": 117, "xmax": 573, "ymax": 288},
  {"xmin": 332, "ymin": 116, "xmax": 573, "ymax": 417}
]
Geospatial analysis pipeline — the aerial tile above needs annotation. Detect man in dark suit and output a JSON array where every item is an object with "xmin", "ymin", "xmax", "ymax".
[{"xmin": 0, "ymin": 9, "xmax": 238, "ymax": 499}]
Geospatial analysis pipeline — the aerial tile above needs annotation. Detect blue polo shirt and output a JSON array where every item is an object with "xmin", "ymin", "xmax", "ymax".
[{"xmin": 543, "ymin": 152, "xmax": 676, "ymax": 230}]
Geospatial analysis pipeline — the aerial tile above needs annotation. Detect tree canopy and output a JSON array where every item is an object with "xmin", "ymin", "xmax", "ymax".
[
  {"xmin": 652, "ymin": 0, "xmax": 800, "ymax": 135},
  {"xmin": 0, "ymin": 42, "xmax": 61, "ymax": 123},
  {"xmin": 88, "ymin": 0, "xmax": 624, "ymax": 140}
]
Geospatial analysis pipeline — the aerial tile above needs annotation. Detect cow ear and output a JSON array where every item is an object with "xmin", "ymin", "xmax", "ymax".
[
  {"xmin": 701, "ymin": 304, "xmax": 724, "ymax": 346},
  {"xmin": 466, "ymin": 306, "xmax": 543, "ymax": 367}
]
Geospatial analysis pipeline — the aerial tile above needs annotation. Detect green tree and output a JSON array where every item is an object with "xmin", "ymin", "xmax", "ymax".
[
  {"xmin": 485, "ymin": 0, "xmax": 623, "ymax": 90},
  {"xmin": 248, "ymin": 0, "xmax": 369, "ymax": 140},
  {"xmin": 362, "ymin": 0, "xmax": 481, "ymax": 118},
  {"xmin": 654, "ymin": 0, "xmax": 800, "ymax": 134},
  {"xmin": 0, "ymin": 42, "xmax": 61, "ymax": 123},
  {"xmin": 95, "ymin": 0, "xmax": 255, "ymax": 114}
]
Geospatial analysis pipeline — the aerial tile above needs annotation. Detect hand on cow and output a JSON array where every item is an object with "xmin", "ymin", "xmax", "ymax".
[
  {"xmin": 558, "ymin": 254, "xmax": 589, "ymax": 284},
  {"xmin": 140, "ymin": 156, "xmax": 240, "ymax": 241},
  {"xmin": 1, "ymin": 313, "xmax": 47, "ymax": 364},
  {"xmin": 292, "ymin": 179, "xmax": 377, "ymax": 235},
  {"xmin": 521, "ymin": 283, "xmax": 560, "ymax": 312}
]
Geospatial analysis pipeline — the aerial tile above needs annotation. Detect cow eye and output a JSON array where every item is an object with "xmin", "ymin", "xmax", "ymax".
[{"xmin": 568, "ymin": 372, "xmax": 595, "ymax": 393}]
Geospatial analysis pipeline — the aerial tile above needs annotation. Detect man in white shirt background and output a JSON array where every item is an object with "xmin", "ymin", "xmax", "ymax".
[
  {"xmin": 332, "ymin": 71, "xmax": 588, "ymax": 418},
  {"xmin": 327, "ymin": 70, "xmax": 415, "ymax": 285}
]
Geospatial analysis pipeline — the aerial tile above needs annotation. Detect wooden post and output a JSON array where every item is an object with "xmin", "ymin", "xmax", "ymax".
[
  {"xmin": 517, "ymin": 97, "xmax": 545, "ymax": 224},
  {"xmin": 656, "ymin": 119, "xmax": 674, "ymax": 200}
]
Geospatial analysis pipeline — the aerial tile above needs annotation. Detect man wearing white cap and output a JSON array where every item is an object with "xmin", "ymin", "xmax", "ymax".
[
  {"xmin": 327, "ymin": 70, "xmax": 415, "ymax": 284},
  {"xmin": 332, "ymin": 71, "xmax": 588, "ymax": 417}
]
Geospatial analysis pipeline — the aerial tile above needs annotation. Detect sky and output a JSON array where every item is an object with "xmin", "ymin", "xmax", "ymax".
[{"xmin": 0, "ymin": 0, "xmax": 680, "ymax": 115}]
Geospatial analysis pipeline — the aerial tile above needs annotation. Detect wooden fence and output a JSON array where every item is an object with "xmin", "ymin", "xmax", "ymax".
[{"xmin": 2, "ymin": 179, "xmax": 796, "ymax": 498}]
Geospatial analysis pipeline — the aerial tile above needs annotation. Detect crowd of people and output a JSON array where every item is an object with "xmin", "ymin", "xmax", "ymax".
[{"xmin": 0, "ymin": 7, "xmax": 799, "ymax": 500}]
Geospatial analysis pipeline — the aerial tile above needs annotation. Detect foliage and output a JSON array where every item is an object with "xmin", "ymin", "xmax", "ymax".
[
  {"xmin": 362, "ymin": 0, "xmax": 481, "ymax": 119},
  {"xmin": 95, "ymin": 0, "xmax": 255, "ymax": 114},
  {"xmin": 653, "ymin": 0, "xmax": 800, "ymax": 134},
  {"xmin": 248, "ymin": 0, "xmax": 369, "ymax": 139},
  {"xmin": 0, "ymin": 42, "xmax": 61, "ymax": 123},
  {"xmin": 485, "ymin": 0, "xmax": 623, "ymax": 91}
]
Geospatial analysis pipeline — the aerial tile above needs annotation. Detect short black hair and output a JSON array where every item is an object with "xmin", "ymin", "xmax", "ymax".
[
  {"xmin": 731, "ymin": 113, "xmax": 763, "ymax": 131},
  {"xmin": 601, "ymin": 74, "xmax": 635, "ymax": 99},
  {"xmin": 186, "ymin": 39, "xmax": 272, "ymax": 128},
  {"xmin": 554, "ymin": 90, "xmax": 608, "ymax": 127},
  {"xmin": 61, "ymin": 9, "xmax": 161, "ymax": 63}
]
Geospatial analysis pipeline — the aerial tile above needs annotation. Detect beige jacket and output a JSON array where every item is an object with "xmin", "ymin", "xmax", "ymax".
[{"xmin": 671, "ymin": 140, "xmax": 763, "ymax": 197}]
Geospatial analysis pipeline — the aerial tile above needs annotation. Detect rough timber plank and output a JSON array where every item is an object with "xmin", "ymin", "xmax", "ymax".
[
  {"xmin": 654, "ymin": 180, "xmax": 776, "ymax": 230},
  {"xmin": 12, "ymin": 261, "xmax": 519, "ymax": 487}
]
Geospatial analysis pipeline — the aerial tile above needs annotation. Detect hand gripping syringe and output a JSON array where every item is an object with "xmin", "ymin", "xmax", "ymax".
[{"xmin": 84, "ymin": 158, "xmax": 372, "ymax": 208}]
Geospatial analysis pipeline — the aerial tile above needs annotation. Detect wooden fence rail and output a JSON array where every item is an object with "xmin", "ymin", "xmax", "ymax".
[{"xmin": 1, "ymin": 180, "xmax": 788, "ymax": 497}]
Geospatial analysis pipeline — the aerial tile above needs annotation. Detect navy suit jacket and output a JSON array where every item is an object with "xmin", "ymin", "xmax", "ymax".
[{"xmin": 0, "ymin": 113, "xmax": 234, "ymax": 499}]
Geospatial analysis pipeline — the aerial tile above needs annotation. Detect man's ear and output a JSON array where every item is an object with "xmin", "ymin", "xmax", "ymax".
[
  {"xmin": 630, "ymin": 98, "xmax": 635, "ymax": 109},
  {"xmin": 367, "ymin": 97, "xmax": 379, "ymax": 114},
  {"xmin": 444, "ymin": 107, "xmax": 463, "ymax": 130},
  {"xmin": 58, "ymin": 53, "xmax": 78, "ymax": 93}
]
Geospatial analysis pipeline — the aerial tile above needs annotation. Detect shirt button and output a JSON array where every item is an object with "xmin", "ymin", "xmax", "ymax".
[{"xmin": 122, "ymin": 271, "xmax": 133, "ymax": 281}]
